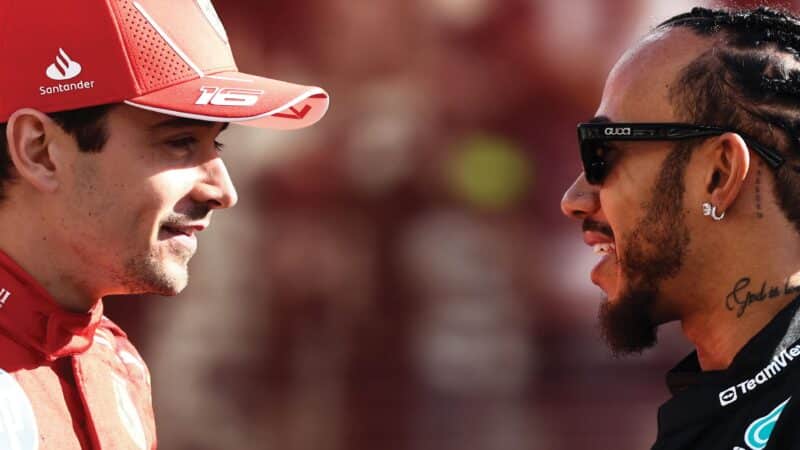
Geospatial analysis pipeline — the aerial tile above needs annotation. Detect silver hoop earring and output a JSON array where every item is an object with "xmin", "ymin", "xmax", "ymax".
[{"xmin": 702, "ymin": 202, "xmax": 725, "ymax": 221}]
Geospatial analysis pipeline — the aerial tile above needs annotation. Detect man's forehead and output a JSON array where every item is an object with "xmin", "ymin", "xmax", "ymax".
[
  {"xmin": 149, "ymin": 116, "xmax": 230, "ymax": 132},
  {"xmin": 595, "ymin": 27, "xmax": 717, "ymax": 123},
  {"xmin": 110, "ymin": 103, "xmax": 229, "ymax": 133}
]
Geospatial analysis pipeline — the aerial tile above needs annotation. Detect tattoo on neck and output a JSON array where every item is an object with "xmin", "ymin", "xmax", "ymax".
[
  {"xmin": 755, "ymin": 161, "xmax": 764, "ymax": 219},
  {"xmin": 726, "ymin": 277, "xmax": 800, "ymax": 317}
]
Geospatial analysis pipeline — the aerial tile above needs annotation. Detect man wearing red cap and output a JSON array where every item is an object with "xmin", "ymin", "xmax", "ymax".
[{"xmin": 0, "ymin": 1, "xmax": 328, "ymax": 448}]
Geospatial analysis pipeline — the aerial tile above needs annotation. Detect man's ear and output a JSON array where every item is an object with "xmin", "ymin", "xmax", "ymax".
[
  {"xmin": 707, "ymin": 132, "xmax": 751, "ymax": 214},
  {"xmin": 5, "ymin": 108, "xmax": 61, "ymax": 193}
]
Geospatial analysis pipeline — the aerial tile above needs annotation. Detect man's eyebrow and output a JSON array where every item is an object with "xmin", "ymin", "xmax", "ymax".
[{"xmin": 150, "ymin": 117, "xmax": 230, "ymax": 132}]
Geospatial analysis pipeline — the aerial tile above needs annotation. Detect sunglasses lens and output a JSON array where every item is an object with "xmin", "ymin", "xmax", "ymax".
[
  {"xmin": 580, "ymin": 141, "xmax": 607, "ymax": 185},
  {"xmin": 586, "ymin": 160, "xmax": 606, "ymax": 185}
]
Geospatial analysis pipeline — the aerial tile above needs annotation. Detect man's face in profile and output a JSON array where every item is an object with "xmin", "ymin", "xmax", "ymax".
[
  {"xmin": 49, "ymin": 105, "xmax": 237, "ymax": 297},
  {"xmin": 561, "ymin": 28, "xmax": 714, "ymax": 354}
]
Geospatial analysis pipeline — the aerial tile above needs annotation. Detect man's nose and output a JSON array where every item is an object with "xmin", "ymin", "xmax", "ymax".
[
  {"xmin": 560, "ymin": 173, "xmax": 599, "ymax": 220},
  {"xmin": 193, "ymin": 157, "xmax": 239, "ymax": 210}
]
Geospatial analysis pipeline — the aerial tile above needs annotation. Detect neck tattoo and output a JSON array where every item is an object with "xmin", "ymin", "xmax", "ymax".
[
  {"xmin": 755, "ymin": 161, "xmax": 764, "ymax": 219},
  {"xmin": 725, "ymin": 277, "xmax": 800, "ymax": 318}
]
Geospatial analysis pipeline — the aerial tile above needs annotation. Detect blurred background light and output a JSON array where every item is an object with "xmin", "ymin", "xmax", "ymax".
[{"xmin": 446, "ymin": 134, "xmax": 531, "ymax": 211}]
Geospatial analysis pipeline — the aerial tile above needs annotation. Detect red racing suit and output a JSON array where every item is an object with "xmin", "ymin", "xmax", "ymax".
[{"xmin": 0, "ymin": 251, "xmax": 157, "ymax": 449}]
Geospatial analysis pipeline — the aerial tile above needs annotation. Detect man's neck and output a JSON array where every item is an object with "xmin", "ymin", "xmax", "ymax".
[
  {"xmin": 677, "ymin": 257, "xmax": 800, "ymax": 371},
  {"xmin": 0, "ymin": 207, "xmax": 100, "ymax": 313},
  {"xmin": 669, "ymin": 192, "xmax": 800, "ymax": 371},
  {"xmin": 683, "ymin": 287, "xmax": 798, "ymax": 371}
]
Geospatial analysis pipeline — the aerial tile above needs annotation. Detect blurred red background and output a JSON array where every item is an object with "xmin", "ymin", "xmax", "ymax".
[{"xmin": 104, "ymin": 1, "xmax": 796, "ymax": 449}]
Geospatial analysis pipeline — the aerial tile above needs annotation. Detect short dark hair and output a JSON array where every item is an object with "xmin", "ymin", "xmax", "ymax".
[
  {"xmin": 0, "ymin": 104, "xmax": 113, "ymax": 201},
  {"xmin": 658, "ymin": 7, "xmax": 800, "ymax": 233}
]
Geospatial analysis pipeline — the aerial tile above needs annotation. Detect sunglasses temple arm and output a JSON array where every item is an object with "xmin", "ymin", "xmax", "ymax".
[{"xmin": 748, "ymin": 142, "xmax": 785, "ymax": 168}]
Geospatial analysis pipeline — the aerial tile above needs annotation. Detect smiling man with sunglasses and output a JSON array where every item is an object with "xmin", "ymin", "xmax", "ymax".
[{"xmin": 562, "ymin": 7, "xmax": 800, "ymax": 450}]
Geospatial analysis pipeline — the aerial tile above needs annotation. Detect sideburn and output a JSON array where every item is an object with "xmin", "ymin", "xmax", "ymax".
[{"xmin": 621, "ymin": 142, "xmax": 694, "ymax": 285}]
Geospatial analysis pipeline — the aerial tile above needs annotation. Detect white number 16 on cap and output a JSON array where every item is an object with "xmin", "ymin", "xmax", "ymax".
[{"xmin": 195, "ymin": 87, "xmax": 264, "ymax": 106}]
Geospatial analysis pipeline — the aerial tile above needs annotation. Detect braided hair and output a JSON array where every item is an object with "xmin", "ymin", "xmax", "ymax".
[{"xmin": 658, "ymin": 7, "xmax": 800, "ymax": 232}]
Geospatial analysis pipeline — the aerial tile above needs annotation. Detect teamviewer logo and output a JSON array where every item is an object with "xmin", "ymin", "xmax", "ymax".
[
  {"xmin": 720, "ymin": 386, "xmax": 738, "ymax": 406},
  {"xmin": 45, "ymin": 48, "xmax": 82, "ymax": 81}
]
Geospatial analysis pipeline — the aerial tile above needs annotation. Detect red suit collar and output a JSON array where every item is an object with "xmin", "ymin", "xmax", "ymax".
[{"xmin": 0, "ymin": 251, "xmax": 103, "ymax": 361}]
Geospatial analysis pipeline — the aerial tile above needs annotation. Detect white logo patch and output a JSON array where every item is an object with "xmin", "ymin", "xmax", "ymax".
[
  {"xmin": 39, "ymin": 48, "xmax": 95, "ymax": 97},
  {"xmin": 720, "ymin": 386, "xmax": 738, "ymax": 406},
  {"xmin": 0, "ymin": 369, "xmax": 39, "ymax": 450},
  {"xmin": 111, "ymin": 374, "xmax": 147, "ymax": 450},
  {"xmin": 45, "ymin": 48, "xmax": 82, "ymax": 81},
  {"xmin": 196, "ymin": 0, "xmax": 228, "ymax": 44}
]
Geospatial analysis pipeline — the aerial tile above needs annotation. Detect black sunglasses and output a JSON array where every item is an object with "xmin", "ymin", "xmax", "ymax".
[{"xmin": 577, "ymin": 122, "xmax": 785, "ymax": 185}]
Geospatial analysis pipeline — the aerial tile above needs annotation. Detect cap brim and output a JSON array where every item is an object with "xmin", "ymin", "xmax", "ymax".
[{"xmin": 124, "ymin": 71, "xmax": 329, "ymax": 130}]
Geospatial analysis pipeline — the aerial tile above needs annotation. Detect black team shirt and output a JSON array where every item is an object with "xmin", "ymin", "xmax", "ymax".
[{"xmin": 653, "ymin": 296, "xmax": 800, "ymax": 450}]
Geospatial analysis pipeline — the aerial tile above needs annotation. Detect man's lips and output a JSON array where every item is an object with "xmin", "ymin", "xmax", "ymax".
[
  {"xmin": 584, "ymin": 231, "xmax": 616, "ymax": 255},
  {"xmin": 160, "ymin": 222, "xmax": 207, "ymax": 237},
  {"xmin": 158, "ymin": 222, "xmax": 207, "ymax": 254},
  {"xmin": 582, "ymin": 226, "xmax": 618, "ymax": 292}
]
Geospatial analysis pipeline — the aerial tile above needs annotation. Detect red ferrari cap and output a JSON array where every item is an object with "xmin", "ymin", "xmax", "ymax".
[{"xmin": 0, "ymin": 0, "xmax": 329, "ymax": 130}]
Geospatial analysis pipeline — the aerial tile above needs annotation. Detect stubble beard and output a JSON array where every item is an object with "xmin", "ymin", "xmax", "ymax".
[
  {"xmin": 119, "ymin": 244, "xmax": 191, "ymax": 296},
  {"xmin": 117, "ymin": 205, "xmax": 209, "ymax": 296},
  {"xmin": 599, "ymin": 145, "xmax": 693, "ymax": 356}
]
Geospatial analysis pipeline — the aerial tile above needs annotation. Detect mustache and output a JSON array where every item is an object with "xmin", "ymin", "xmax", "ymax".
[
  {"xmin": 162, "ymin": 203, "xmax": 211, "ymax": 227},
  {"xmin": 582, "ymin": 219, "xmax": 614, "ymax": 239}
]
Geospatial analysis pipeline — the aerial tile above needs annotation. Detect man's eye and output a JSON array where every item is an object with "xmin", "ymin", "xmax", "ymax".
[
  {"xmin": 595, "ymin": 143, "xmax": 612, "ymax": 157},
  {"xmin": 165, "ymin": 137, "xmax": 225, "ymax": 154},
  {"xmin": 166, "ymin": 137, "xmax": 198, "ymax": 151},
  {"xmin": 596, "ymin": 144, "xmax": 620, "ymax": 162}
]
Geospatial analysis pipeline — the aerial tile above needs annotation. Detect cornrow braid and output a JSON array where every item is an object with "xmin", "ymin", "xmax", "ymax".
[
  {"xmin": 661, "ymin": 6, "xmax": 800, "ymax": 49},
  {"xmin": 658, "ymin": 6, "xmax": 800, "ymax": 233},
  {"xmin": 761, "ymin": 74, "xmax": 800, "ymax": 98}
]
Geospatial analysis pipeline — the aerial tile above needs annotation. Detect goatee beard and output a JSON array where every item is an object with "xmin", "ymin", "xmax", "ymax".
[{"xmin": 599, "ymin": 286, "xmax": 658, "ymax": 356}]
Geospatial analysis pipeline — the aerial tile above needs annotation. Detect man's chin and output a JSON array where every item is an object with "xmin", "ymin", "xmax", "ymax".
[
  {"xmin": 122, "ymin": 256, "xmax": 189, "ymax": 296},
  {"xmin": 157, "ymin": 261, "xmax": 189, "ymax": 295},
  {"xmin": 598, "ymin": 287, "xmax": 659, "ymax": 356}
]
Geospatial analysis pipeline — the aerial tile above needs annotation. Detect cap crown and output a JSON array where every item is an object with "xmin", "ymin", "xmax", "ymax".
[{"xmin": 0, "ymin": 0, "xmax": 238, "ymax": 122}]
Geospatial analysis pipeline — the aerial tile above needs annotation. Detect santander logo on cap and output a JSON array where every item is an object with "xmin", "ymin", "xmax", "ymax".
[
  {"xmin": 39, "ymin": 47, "xmax": 95, "ymax": 97},
  {"xmin": 45, "ymin": 48, "xmax": 82, "ymax": 81}
]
